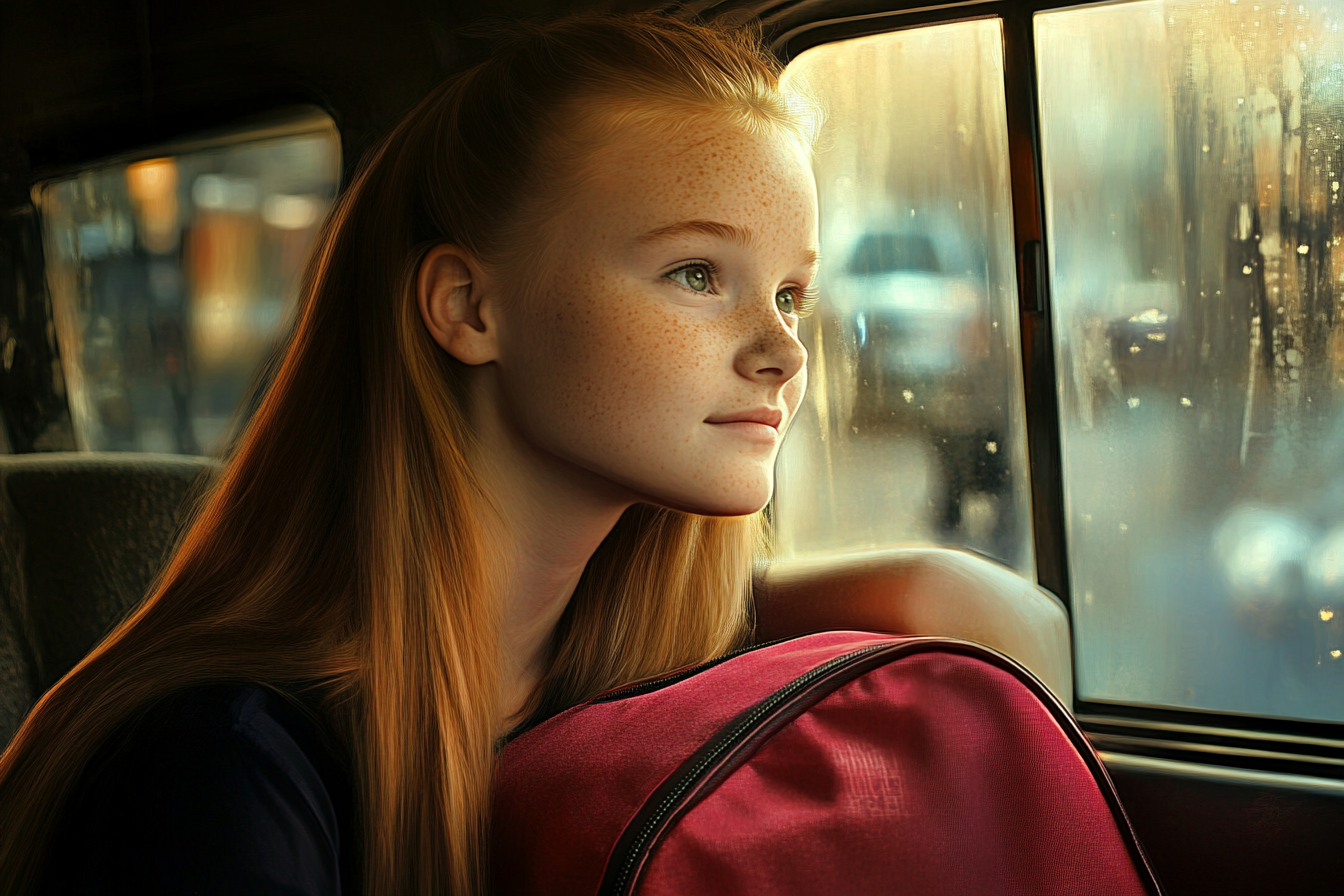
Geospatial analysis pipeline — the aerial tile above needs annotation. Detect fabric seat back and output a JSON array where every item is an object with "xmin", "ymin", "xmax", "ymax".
[{"xmin": 0, "ymin": 452, "xmax": 218, "ymax": 745}]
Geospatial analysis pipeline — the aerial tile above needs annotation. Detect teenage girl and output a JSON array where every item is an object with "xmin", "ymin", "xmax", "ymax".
[{"xmin": 0, "ymin": 14, "xmax": 1068, "ymax": 894}]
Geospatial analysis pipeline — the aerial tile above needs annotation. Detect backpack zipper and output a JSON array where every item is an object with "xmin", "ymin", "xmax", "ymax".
[
  {"xmin": 595, "ymin": 637, "xmax": 1166, "ymax": 896},
  {"xmin": 599, "ymin": 642, "xmax": 890, "ymax": 896}
]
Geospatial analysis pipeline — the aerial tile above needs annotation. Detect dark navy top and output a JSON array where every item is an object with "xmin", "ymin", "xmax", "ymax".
[{"xmin": 40, "ymin": 684, "xmax": 355, "ymax": 895}]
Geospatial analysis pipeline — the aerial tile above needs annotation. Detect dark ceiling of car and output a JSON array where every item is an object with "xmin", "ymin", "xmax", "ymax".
[
  {"xmin": 1, "ymin": 0, "xmax": 705, "ymax": 206},
  {"xmin": 0, "ymin": 0, "xmax": 956, "ymax": 203}
]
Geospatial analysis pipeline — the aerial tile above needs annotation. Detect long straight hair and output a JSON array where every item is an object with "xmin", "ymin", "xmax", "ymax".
[{"xmin": 0, "ymin": 14, "xmax": 813, "ymax": 894}]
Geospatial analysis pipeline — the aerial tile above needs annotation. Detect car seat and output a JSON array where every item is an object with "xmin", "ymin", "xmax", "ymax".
[{"xmin": 0, "ymin": 452, "xmax": 218, "ymax": 745}]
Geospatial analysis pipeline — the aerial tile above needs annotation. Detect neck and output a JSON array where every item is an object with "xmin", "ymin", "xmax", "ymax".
[{"xmin": 466, "ymin": 373, "xmax": 632, "ymax": 728}]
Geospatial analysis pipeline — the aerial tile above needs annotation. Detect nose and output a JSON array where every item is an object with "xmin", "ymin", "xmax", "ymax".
[{"xmin": 733, "ymin": 301, "xmax": 807, "ymax": 386}]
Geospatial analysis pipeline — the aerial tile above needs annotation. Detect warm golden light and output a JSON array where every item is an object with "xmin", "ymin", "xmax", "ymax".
[
  {"xmin": 125, "ymin": 158, "xmax": 179, "ymax": 254},
  {"xmin": 771, "ymin": 20, "xmax": 1030, "ymax": 570},
  {"xmin": 187, "ymin": 214, "xmax": 260, "ymax": 367}
]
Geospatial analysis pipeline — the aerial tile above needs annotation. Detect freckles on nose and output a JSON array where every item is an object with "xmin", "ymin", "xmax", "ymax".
[{"xmin": 732, "ymin": 309, "xmax": 805, "ymax": 383}]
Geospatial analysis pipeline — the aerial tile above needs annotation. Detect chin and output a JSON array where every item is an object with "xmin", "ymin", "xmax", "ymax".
[
  {"xmin": 666, "ymin": 479, "xmax": 774, "ymax": 518},
  {"xmin": 615, "ymin": 461, "xmax": 775, "ymax": 517}
]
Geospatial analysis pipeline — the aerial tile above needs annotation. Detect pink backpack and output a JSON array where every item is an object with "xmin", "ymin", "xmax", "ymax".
[{"xmin": 492, "ymin": 631, "xmax": 1162, "ymax": 896}]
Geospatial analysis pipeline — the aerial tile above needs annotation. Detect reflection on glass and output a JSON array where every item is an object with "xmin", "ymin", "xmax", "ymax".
[
  {"xmin": 774, "ymin": 21, "xmax": 1033, "ymax": 573},
  {"xmin": 1038, "ymin": 1, "xmax": 1344, "ymax": 722},
  {"xmin": 37, "ymin": 110, "xmax": 340, "ymax": 455}
]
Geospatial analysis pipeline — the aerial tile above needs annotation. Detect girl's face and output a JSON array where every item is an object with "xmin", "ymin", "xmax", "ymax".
[{"xmin": 492, "ymin": 113, "xmax": 818, "ymax": 516}]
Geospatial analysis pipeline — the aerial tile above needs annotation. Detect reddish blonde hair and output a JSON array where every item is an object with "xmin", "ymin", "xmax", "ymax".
[{"xmin": 0, "ymin": 14, "xmax": 814, "ymax": 894}]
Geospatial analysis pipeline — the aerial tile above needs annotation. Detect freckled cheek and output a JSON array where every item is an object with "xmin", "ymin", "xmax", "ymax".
[
  {"xmin": 525, "ymin": 303, "xmax": 720, "ymax": 442},
  {"xmin": 521, "ymin": 279, "xmax": 626, "ymax": 376}
]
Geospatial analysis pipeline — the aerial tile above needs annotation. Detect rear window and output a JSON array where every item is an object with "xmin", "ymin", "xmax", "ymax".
[{"xmin": 35, "ymin": 108, "xmax": 340, "ymax": 455}]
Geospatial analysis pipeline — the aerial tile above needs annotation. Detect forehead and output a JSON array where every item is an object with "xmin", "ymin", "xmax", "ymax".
[{"xmin": 569, "ymin": 115, "xmax": 817, "ymax": 240}]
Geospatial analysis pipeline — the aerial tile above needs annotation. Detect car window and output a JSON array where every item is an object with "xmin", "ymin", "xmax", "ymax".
[
  {"xmin": 775, "ymin": 21, "xmax": 1034, "ymax": 575},
  {"xmin": 1037, "ymin": 0, "xmax": 1344, "ymax": 723},
  {"xmin": 35, "ymin": 109, "xmax": 340, "ymax": 455}
]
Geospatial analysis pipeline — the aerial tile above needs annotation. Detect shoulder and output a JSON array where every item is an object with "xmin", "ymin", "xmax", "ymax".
[
  {"xmin": 42, "ymin": 683, "xmax": 354, "ymax": 896},
  {"xmin": 755, "ymin": 548, "xmax": 1073, "ymax": 703}
]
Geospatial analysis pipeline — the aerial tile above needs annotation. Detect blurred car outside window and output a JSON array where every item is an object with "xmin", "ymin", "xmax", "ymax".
[
  {"xmin": 35, "ymin": 108, "xmax": 340, "ymax": 456},
  {"xmin": 1038, "ymin": 0, "xmax": 1344, "ymax": 723},
  {"xmin": 775, "ymin": 21, "xmax": 1035, "ymax": 576}
]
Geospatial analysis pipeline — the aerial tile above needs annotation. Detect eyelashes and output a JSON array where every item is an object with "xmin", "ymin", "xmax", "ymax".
[
  {"xmin": 664, "ymin": 260, "xmax": 819, "ymax": 318},
  {"xmin": 787, "ymin": 285, "xmax": 820, "ymax": 318}
]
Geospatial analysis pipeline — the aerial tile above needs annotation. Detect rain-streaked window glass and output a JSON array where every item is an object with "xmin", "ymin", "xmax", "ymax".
[
  {"xmin": 775, "ymin": 22, "xmax": 1034, "ymax": 574},
  {"xmin": 36, "ymin": 109, "xmax": 340, "ymax": 455},
  {"xmin": 1038, "ymin": 2, "xmax": 1344, "ymax": 722}
]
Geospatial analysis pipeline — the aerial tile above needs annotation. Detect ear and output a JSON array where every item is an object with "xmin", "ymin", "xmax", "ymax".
[{"xmin": 417, "ymin": 244, "xmax": 500, "ymax": 366}]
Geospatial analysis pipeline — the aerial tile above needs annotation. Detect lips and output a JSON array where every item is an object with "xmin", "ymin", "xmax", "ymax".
[
  {"xmin": 704, "ymin": 408, "xmax": 785, "ymax": 445},
  {"xmin": 704, "ymin": 407, "xmax": 784, "ymax": 429}
]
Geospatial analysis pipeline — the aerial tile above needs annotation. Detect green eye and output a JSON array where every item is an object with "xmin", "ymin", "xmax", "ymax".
[
  {"xmin": 668, "ymin": 265, "xmax": 711, "ymax": 293},
  {"xmin": 776, "ymin": 289, "xmax": 797, "ymax": 315}
]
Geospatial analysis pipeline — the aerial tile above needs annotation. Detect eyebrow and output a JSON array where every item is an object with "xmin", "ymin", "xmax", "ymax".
[{"xmin": 637, "ymin": 219, "xmax": 820, "ymax": 267}]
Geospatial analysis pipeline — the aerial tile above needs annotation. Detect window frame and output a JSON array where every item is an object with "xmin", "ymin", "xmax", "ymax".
[{"xmin": 765, "ymin": 0, "xmax": 1344, "ymax": 781}]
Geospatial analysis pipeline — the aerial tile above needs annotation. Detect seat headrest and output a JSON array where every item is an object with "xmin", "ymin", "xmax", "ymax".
[{"xmin": 0, "ymin": 452, "xmax": 220, "ymax": 698}]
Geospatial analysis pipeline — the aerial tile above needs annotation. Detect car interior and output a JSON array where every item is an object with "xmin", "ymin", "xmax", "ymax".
[{"xmin": 2, "ymin": 1, "xmax": 1343, "ymax": 893}]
